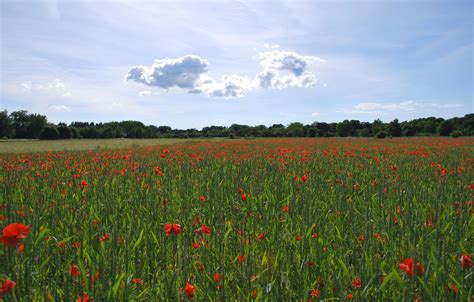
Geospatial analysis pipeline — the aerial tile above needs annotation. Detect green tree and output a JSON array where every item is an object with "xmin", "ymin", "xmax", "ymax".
[
  {"xmin": 437, "ymin": 120, "xmax": 453, "ymax": 136},
  {"xmin": 388, "ymin": 119, "xmax": 402, "ymax": 137}
]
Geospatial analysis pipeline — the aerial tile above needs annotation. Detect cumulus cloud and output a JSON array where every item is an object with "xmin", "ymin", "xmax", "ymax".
[
  {"xmin": 255, "ymin": 51, "xmax": 323, "ymax": 89},
  {"xmin": 126, "ymin": 50, "xmax": 322, "ymax": 98},
  {"xmin": 48, "ymin": 105, "xmax": 71, "ymax": 112},
  {"xmin": 125, "ymin": 55, "xmax": 209, "ymax": 91}
]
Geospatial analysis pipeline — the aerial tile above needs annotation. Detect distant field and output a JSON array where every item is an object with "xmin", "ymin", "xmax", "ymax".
[{"xmin": 0, "ymin": 138, "xmax": 226, "ymax": 153}]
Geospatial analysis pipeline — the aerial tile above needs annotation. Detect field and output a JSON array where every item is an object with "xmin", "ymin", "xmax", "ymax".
[
  {"xmin": 0, "ymin": 138, "xmax": 472, "ymax": 301},
  {"xmin": 0, "ymin": 138, "xmax": 225, "ymax": 154}
]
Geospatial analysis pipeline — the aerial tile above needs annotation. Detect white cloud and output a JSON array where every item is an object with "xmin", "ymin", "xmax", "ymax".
[
  {"xmin": 198, "ymin": 74, "xmax": 254, "ymax": 98},
  {"xmin": 352, "ymin": 101, "xmax": 418, "ymax": 111},
  {"xmin": 125, "ymin": 50, "xmax": 322, "ymax": 98},
  {"xmin": 255, "ymin": 51, "xmax": 323, "ymax": 89},
  {"xmin": 311, "ymin": 112, "xmax": 319, "ymax": 116},
  {"xmin": 48, "ymin": 105, "xmax": 71, "ymax": 112},
  {"xmin": 62, "ymin": 92, "xmax": 72, "ymax": 97},
  {"xmin": 38, "ymin": 78, "xmax": 66, "ymax": 90},
  {"xmin": 138, "ymin": 90, "xmax": 152, "ymax": 96},
  {"xmin": 344, "ymin": 101, "xmax": 463, "ymax": 114},
  {"xmin": 125, "ymin": 55, "xmax": 209, "ymax": 91},
  {"xmin": 263, "ymin": 43, "xmax": 280, "ymax": 50}
]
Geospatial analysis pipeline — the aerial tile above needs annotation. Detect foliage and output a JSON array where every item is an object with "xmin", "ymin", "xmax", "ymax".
[{"xmin": 0, "ymin": 138, "xmax": 472, "ymax": 301}]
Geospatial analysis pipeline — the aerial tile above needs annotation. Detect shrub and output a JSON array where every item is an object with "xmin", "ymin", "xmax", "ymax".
[
  {"xmin": 450, "ymin": 130, "xmax": 462, "ymax": 138},
  {"xmin": 375, "ymin": 131, "xmax": 387, "ymax": 139},
  {"xmin": 39, "ymin": 125, "xmax": 59, "ymax": 140}
]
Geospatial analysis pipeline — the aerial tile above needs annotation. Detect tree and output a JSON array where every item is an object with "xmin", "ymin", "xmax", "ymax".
[
  {"xmin": 286, "ymin": 122, "xmax": 305, "ymax": 137},
  {"xmin": 10, "ymin": 110, "xmax": 30, "ymax": 138},
  {"xmin": 336, "ymin": 120, "xmax": 353, "ymax": 137},
  {"xmin": 40, "ymin": 125, "xmax": 59, "ymax": 140},
  {"xmin": 0, "ymin": 110, "xmax": 14, "ymax": 138},
  {"xmin": 437, "ymin": 120, "xmax": 453, "ymax": 136},
  {"xmin": 27, "ymin": 114, "xmax": 47, "ymax": 138},
  {"xmin": 388, "ymin": 119, "xmax": 402, "ymax": 137}
]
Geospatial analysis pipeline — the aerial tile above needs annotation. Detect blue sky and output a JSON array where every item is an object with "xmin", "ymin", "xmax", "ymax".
[{"xmin": 1, "ymin": 0, "xmax": 472, "ymax": 129}]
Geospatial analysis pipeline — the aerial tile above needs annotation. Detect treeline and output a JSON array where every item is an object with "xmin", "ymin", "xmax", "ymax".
[{"xmin": 0, "ymin": 110, "xmax": 473, "ymax": 140}]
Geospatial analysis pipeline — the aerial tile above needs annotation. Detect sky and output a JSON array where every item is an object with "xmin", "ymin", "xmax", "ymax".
[{"xmin": 0, "ymin": 0, "xmax": 473, "ymax": 129}]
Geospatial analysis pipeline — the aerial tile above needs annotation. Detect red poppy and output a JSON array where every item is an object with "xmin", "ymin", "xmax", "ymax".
[
  {"xmin": 99, "ymin": 233, "xmax": 110, "ymax": 242},
  {"xmin": 18, "ymin": 243, "xmax": 24, "ymax": 256},
  {"xmin": 459, "ymin": 254, "xmax": 472, "ymax": 270},
  {"xmin": 256, "ymin": 233, "xmax": 265, "ymax": 241},
  {"xmin": 0, "ymin": 279, "xmax": 16, "ymax": 297},
  {"xmin": 132, "ymin": 278, "xmax": 144, "ymax": 285},
  {"xmin": 199, "ymin": 195, "xmax": 206, "ymax": 202},
  {"xmin": 311, "ymin": 232, "xmax": 318, "ymax": 239},
  {"xmin": 76, "ymin": 293, "xmax": 89, "ymax": 302},
  {"xmin": 416, "ymin": 262, "xmax": 424, "ymax": 276},
  {"xmin": 185, "ymin": 282, "xmax": 195, "ymax": 299},
  {"xmin": 399, "ymin": 258, "xmax": 423, "ymax": 278},
  {"xmin": 213, "ymin": 272, "xmax": 220, "ymax": 282},
  {"xmin": 241, "ymin": 193, "xmax": 247, "ymax": 201},
  {"xmin": 352, "ymin": 278, "xmax": 361, "ymax": 289},
  {"xmin": 70, "ymin": 264, "xmax": 81, "ymax": 277},
  {"xmin": 282, "ymin": 205, "xmax": 289, "ymax": 213},
  {"xmin": 191, "ymin": 242, "xmax": 200, "ymax": 249},
  {"xmin": 295, "ymin": 234, "xmax": 301, "ymax": 241},
  {"xmin": 237, "ymin": 255, "xmax": 245, "ymax": 264},
  {"xmin": 194, "ymin": 224, "xmax": 210, "ymax": 235},
  {"xmin": 165, "ymin": 223, "xmax": 182, "ymax": 236},
  {"xmin": 81, "ymin": 180, "xmax": 87, "ymax": 189},
  {"xmin": 310, "ymin": 288, "xmax": 319, "ymax": 297},
  {"xmin": 0, "ymin": 223, "xmax": 30, "ymax": 247},
  {"xmin": 347, "ymin": 293, "xmax": 353, "ymax": 300},
  {"xmin": 72, "ymin": 241, "xmax": 81, "ymax": 248},
  {"xmin": 399, "ymin": 258, "xmax": 414, "ymax": 277}
]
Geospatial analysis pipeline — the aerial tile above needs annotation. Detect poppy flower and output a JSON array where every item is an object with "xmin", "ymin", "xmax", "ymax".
[
  {"xmin": 311, "ymin": 232, "xmax": 318, "ymax": 239},
  {"xmin": 400, "ymin": 258, "xmax": 423, "ymax": 278},
  {"xmin": 399, "ymin": 258, "xmax": 414, "ymax": 277},
  {"xmin": 282, "ymin": 205, "xmax": 289, "ymax": 213},
  {"xmin": 199, "ymin": 195, "xmax": 206, "ymax": 202},
  {"xmin": 165, "ymin": 223, "xmax": 182, "ymax": 236},
  {"xmin": 237, "ymin": 255, "xmax": 245, "ymax": 264},
  {"xmin": 0, "ymin": 279, "xmax": 16, "ymax": 297},
  {"xmin": 194, "ymin": 224, "xmax": 210, "ymax": 235},
  {"xmin": 81, "ymin": 180, "xmax": 87, "ymax": 189},
  {"xmin": 295, "ymin": 234, "xmax": 301, "ymax": 241},
  {"xmin": 18, "ymin": 243, "xmax": 24, "ymax": 256},
  {"xmin": 185, "ymin": 282, "xmax": 195, "ymax": 299},
  {"xmin": 416, "ymin": 262, "xmax": 424, "ymax": 276},
  {"xmin": 99, "ymin": 233, "xmax": 110, "ymax": 242},
  {"xmin": 213, "ymin": 272, "xmax": 220, "ymax": 282},
  {"xmin": 241, "ymin": 194, "xmax": 247, "ymax": 201},
  {"xmin": 256, "ymin": 233, "xmax": 265, "ymax": 241},
  {"xmin": 459, "ymin": 254, "xmax": 472, "ymax": 270},
  {"xmin": 70, "ymin": 264, "xmax": 81, "ymax": 277},
  {"xmin": 347, "ymin": 293, "xmax": 353, "ymax": 300},
  {"xmin": 76, "ymin": 293, "xmax": 89, "ymax": 302},
  {"xmin": 352, "ymin": 278, "xmax": 361, "ymax": 289},
  {"xmin": 0, "ymin": 223, "xmax": 30, "ymax": 247},
  {"xmin": 132, "ymin": 278, "xmax": 144, "ymax": 285},
  {"xmin": 310, "ymin": 288, "xmax": 319, "ymax": 297}
]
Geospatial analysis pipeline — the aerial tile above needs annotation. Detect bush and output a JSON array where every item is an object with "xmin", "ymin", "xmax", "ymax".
[
  {"xmin": 450, "ymin": 130, "xmax": 462, "ymax": 138},
  {"xmin": 40, "ymin": 125, "xmax": 59, "ymax": 140},
  {"xmin": 229, "ymin": 134, "xmax": 235, "ymax": 139},
  {"xmin": 375, "ymin": 131, "xmax": 388, "ymax": 139}
]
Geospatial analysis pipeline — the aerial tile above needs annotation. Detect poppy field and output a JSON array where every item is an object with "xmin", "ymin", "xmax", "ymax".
[{"xmin": 0, "ymin": 138, "xmax": 473, "ymax": 301}]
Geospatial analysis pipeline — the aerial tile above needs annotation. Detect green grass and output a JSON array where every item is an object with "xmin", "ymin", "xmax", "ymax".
[
  {"xmin": 0, "ymin": 137, "xmax": 472, "ymax": 301},
  {"xmin": 0, "ymin": 138, "xmax": 226, "ymax": 153}
]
